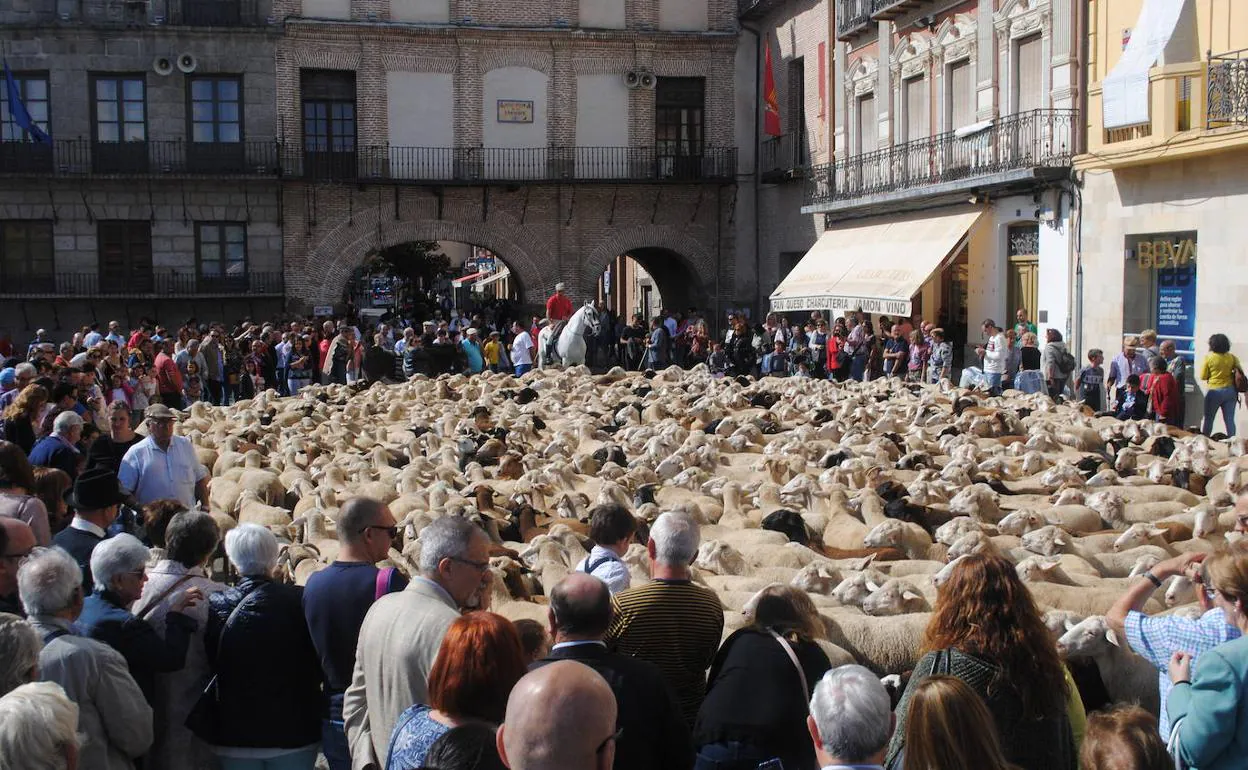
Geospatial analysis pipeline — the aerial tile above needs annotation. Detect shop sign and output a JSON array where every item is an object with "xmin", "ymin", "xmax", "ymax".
[
  {"xmin": 1136, "ymin": 237, "xmax": 1196, "ymax": 269},
  {"xmin": 497, "ymin": 100, "xmax": 534, "ymax": 124},
  {"xmin": 1156, "ymin": 265, "xmax": 1196, "ymax": 344}
]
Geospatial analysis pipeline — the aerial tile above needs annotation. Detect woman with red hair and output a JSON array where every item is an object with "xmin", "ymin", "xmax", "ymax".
[
  {"xmin": 884, "ymin": 554, "xmax": 1076, "ymax": 770},
  {"xmin": 385, "ymin": 612, "xmax": 528, "ymax": 770}
]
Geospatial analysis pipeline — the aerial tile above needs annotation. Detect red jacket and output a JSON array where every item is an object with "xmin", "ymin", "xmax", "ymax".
[
  {"xmin": 546, "ymin": 292, "xmax": 573, "ymax": 322},
  {"xmin": 826, "ymin": 335, "xmax": 842, "ymax": 371},
  {"xmin": 1149, "ymin": 371, "xmax": 1180, "ymax": 424},
  {"xmin": 154, "ymin": 352, "xmax": 183, "ymax": 394}
]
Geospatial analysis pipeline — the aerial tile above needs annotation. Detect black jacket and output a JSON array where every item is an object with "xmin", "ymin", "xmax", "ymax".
[
  {"xmin": 77, "ymin": 590, "xmax": 196, "ymax": 705},
  {"xmin": 2, "ymin": 416, "xmax": 36, "ymax": 456},
  {"xmin": 534, "ymin": 643, "xmax": 692, "ymax": 770},
  {"xmin": 205, "ymin": 578, "xmax": 322, "ymax": 749},
  {"xmin": 694, "ymin": 629, "xmax": 831, "ymax": 770},
  {"xmin": 51, "ymin": 525, "xmax": 106, "ymax": 591}
]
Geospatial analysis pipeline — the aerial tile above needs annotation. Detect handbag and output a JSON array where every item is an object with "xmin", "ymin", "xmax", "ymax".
[
  {"xmin": 767, "ymin": 629, "xmax": 811, "ymax": 704},
  {"xmin": 185, "ymin": 586, "xmax": 265, "ymax": 743},
  {"xmin": 1234, "ymin": 360, "xmax": 1248, "ymax": 393},
  {"xmin": 134, "ymin": 574, "xmax": 194, "ymax": 621}
]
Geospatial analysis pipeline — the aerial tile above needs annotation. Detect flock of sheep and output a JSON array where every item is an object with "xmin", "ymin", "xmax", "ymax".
[{"xmin": 179, "ymin": 364, "xmax": 1248, "ymax": 719}]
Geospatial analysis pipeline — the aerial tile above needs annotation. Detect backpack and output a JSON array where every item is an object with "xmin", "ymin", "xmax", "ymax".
[{"xmin": 1057, "ymin": 347, "xmax": 1077, "ymax": 375}]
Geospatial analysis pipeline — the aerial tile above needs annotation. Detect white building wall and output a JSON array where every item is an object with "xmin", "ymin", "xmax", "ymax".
[
  {"xmin": 575, "ymin": 74, "xmax": 629, "ymax": 178},
  {"xmin": 658, "ymin": 0, "xmax": 708, "ymax": 31},
  {"xmin": 300, "ymin": 0, "xmax": 349, "ymax": 18},
  {"xmin": 390, "ymin": 0, "xmax": 451, "ymax": 23},
  {"xmin": 1037, "ymin": 200, "xmax": 1073, "ymax": 343},
  {"xmin": 578, "ymin": 0, "xmax": 625, "ymax": 29},
  {"xmin": 482, "ymin": 67, "xmax": 549, "ymax": 180}
]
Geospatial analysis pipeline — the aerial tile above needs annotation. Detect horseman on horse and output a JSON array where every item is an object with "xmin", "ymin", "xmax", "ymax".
[{"xmin": 538, "ymin": 282, "xmax": 600, "ymax": 368}]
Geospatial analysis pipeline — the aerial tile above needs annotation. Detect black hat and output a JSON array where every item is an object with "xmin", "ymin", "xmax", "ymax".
[{"xmin": 67, "ymin": 467, "xmax": 126, "ymax": 511}]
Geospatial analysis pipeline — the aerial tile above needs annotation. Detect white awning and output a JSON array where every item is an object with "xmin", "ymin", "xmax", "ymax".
[
  {"xmin": 451, "ymin": 271, "xmax": 484, "ymax": 288},
  {"xmin": 1102, "ymin": 0, "xmax": 1186, "ymax": 129},
  {"xmin": 472, "ymin": 267, "xmax": 511, "ymax": 291},
  {"xmin": 769, "ymin": 208, "xmax": 986, "ymax": 317}
]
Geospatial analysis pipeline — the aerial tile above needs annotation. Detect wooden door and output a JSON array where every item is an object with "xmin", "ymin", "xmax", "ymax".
[{"xmin": 1007, "ymin": 255, "xmax": 1039, "ymax": 329}]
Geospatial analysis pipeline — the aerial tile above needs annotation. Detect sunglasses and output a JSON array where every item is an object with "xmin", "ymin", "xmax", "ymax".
[{"xmin": 359, "ymin": 524, "xmax": 399, "ymax": 539}]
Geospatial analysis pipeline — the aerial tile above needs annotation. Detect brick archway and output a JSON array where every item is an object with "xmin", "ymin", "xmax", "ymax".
[
  {"xmin": 295, "ymin": 204, "xmax": 553, "ymax": 308},
  {"xmin": 581, "ymin": 224, "xmax": 719, "ymax": 313}
]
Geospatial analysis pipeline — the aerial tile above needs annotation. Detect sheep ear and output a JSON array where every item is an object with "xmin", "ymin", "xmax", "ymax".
[
  {"xmin": 1105, "ymin": 628, "xmax": 1120, "ymax": 647},
  {"xmin": 1064, "ymin": 618, "xmax": 1076, "ymax": 631},
  {"xmin": 1040, "ymin": 557, "xmax": 1061, "ymax": 570},
  {"xmin": 902, "ymin": 589, "xmax": 922, "ymax": 602},
  {"xmin": 1147, "ymin": 526, "xmax": 1168, "ymax": 538},
  {"xmin": 865, "ymin": 580, "xmax": 882, "ymax": 593},
  {"xmin": 1054, "ymin": 533, "xmax": 1068, "ymax": 546}
]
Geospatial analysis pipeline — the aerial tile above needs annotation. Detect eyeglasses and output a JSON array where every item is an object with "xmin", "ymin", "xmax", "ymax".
[
  {"xmin": 359, "ymin": 525, "xmax": 399, "ymax": 539},
  {"xmin": 596, "ymin": 727, "xmax": 623, "ymax": 756},
  {"xmin": 450, "ymin": 556, "xmax": 490, "ymax": 572}
]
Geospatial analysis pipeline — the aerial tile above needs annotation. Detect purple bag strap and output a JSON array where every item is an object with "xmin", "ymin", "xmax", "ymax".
[{"xmin": 375, "ymin": 567, "xmax": 396, "ymax": 601}]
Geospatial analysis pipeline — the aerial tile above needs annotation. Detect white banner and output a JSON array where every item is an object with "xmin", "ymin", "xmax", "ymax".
[
  {"xmin": 1102, "ymin": 0, "xmax": 1185, "ymax": 129},
  {"xmin": 771, "ymin": 295, "xmax": 912, "ymax": 317}
]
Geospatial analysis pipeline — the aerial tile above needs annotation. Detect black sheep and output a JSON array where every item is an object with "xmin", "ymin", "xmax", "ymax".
[
  {"xmin": 1150, "ymin": 435, "xmax": 1177, "ymax": 459},
  {"xmin": 592, "ymin": 445, "xmax": 628, "ymax": 467},
  {"xmin": 762, "ymin": 509, "xmax": 809, "ymax": 546}
]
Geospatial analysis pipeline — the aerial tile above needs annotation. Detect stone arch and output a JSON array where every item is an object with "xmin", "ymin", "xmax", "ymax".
[
  {"xmin": 581, "ymin": 224, "xmax": 718, "ymax": 313},
  {"xmin": 300, "ymin": 205, "xmax": 554, "ymax": 308}
]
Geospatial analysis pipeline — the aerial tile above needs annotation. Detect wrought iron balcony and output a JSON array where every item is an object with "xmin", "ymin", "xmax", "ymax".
[
  {"xmin": 0, "ymin": 271, "xmax": 284, "ymax": 297},
  {"xmin": 1208, "ymin": 49, "xmax": 1248, "ymax": 129},
  {"xmin": 737, "ymin": 0, "xmax": 786, "ymax": 20},
  {"xmin": 12, "ymin": 0, "xmax": 273, "ymax": 27},
  {"xmin": 837, "ymin": 0, "xmax": 873, "ymax": 40},
  {"xmin": 805, "ymin": 108, "xmax": 1077, "ymax": 208},
  {"xmin": 0, "ymin": 139, "xmax": 281, "ymax": 178},
  {"xmin": 871, "ymin": 0, "xmax": 923, "ymax": 20},
  {"xmin": 285, "ymin": 146, "xmax": 739, "ymax": 184},
  {"xmin": 760, "ymin": 132, "xmax": 808, "ymax": 181}
]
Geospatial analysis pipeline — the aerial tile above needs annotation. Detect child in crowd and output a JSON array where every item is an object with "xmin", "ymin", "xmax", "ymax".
[
  {"xmin": 707, "ymin": 340, "xmax": 727, "ymax": 376},
  {"xmin": 1115, "ymin": 374, "xmax": 1149, "ymax": 420},
  {"xmin": 184, "ymin": 374, "xmax": 205, "ymax": 405},
  {"xmin": 483, "ymin": 331, "xmax": 502, "ymax": 373},
  {"xmin": 129, "ymin": 364, "xmax": 153, "ymax": 423},
  {"xmin": 1147, "ymin": 355, "xmax": 1181, "ymax": 426},
  {"xmin": 761, "ymin": 341, "xmax": 789, "ymax": 376},
  {"xmin": 1076, "ymin": 349, "xmax": 1105, "ymax": 412},
  {"xmin": 106, "ymin": 371, "xmax": 134, "ymax": 409},
  {"xmin": 794, "ymin": 360, "xmax": 812, "ymax": 378}
]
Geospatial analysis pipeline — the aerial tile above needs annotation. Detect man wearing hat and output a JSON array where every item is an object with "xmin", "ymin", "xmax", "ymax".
[
  {"xmin": 117, "ymin": 404, "xmax": 209, "ymax": 511},
  {"xmin": 546, "ymin": 282, "xmax": 574, "ymax": 323},
  {"xmin": 0, "ymin": 367, "xmax": 17, "ymax": 399},
  {"xmin": 461, "ymin": 328, "xmax": 485, "ymax": 374},
  {"xmin": 52, "ymin": 466, "xmax": 126, "ymax": 590},
  {"xmin": 29, "ymin": 411, "xmax": 84, "ymax": 482}
]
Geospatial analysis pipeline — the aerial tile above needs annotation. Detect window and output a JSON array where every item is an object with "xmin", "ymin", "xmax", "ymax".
[
  {"xmin": 903, "ymin": 76, "xmax": 928, "ymax": 142},
  {"xmin": 1, "ymin": 73, "xmax": 50, "ymax": 142},
  {"xmin": 655, "ymin": 77, "xmax": 705, "ymax": 179},
  {"xmin": 1124, "ymin": 231, "xmax": 1198, "ymax": 361},
  {"xmin": 0, "ymin": 72, "xmax": 51, "ymax": 173},
  {"xmin": 301, "ymin": 70, "xmax": 357, "ymax": 179},
  {"xmin": 787, "ymin": 58, "xmax": 806, "ymax": 166},
  {"xmin": 188, "ymin": 76, "xmax": 243, "ymax": 172},
  {"xmin": 856, "ymin": 93, "xmax": 877, "ymax": 153},
  {"xmin": 1014, "ymin": 34, "xmax": 1043, "ymax": 113},
  {"xmin": 948, "ymin": 59, "xmax": 975, "ymax": 131},
  {"xmin": 0, "ymin": 221, "xmax": 54, "ymax": 292},
  {"xmin": 189, "ymin": 77, "xmax": 241, "ymax": 143},
  {"xmin": 196, "ymin": 222, "xmax": 247, "ymax": 287},
  {"xmin": 98, "ymin": 221, "xmax": 152, "ymax": 293},
  {"xmin": 92, "ymin": 75, "xmax": 147, "ymax": 174}
]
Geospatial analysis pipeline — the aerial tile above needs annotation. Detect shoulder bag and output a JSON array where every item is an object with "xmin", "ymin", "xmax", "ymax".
[
  {"xmin": 185, "ymin": 585, "xmax": 266, "ymax": 744},
  {"xmin": 767, "ymin": 629, "xmax": 811, "ymax": 704},
  {"xmin": 134, "ymin": 574, "xmax": 194, "ymax": 621},
  {"xmin": 1233, "ymin": 357, "xmax": 1248, "ymax": 393}
]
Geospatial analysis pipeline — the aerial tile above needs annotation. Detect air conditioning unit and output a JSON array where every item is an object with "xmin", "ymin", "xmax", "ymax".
[
  {"xmin": 625, "ymin": 71, "xmax": 641, "ymax": 89},
  {"xmin": 639, "ymin": 72, "xmax": 656, "ymax": 90},
  {"xmin": 153, "ymin": 56, "xmax": 174, "ymax": 76},
  {"xmin": 176, "ymin": 53, "xmax": 197, "ymax": 74}
]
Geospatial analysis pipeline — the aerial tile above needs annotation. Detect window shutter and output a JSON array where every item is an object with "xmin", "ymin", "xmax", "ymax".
[
  {"xmin": 905, "ymin": 76, "xmax": 928, "ymax": 142},
  {"xmin": 949, "ymin": 59, "xmax": 974, "ymax": 130},
  {"xmin": 1015, "ymin": 34, "xmax": 1044, "ymax": 113},
  {"xmin": 857, "ymin": 94, "xmax": 876, "ymax": 153}
]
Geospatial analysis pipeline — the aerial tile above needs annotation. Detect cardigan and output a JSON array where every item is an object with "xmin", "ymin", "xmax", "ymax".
[{"xmin": 1169, "ymin": 635, "xmax": 1248, "ymax": 770}]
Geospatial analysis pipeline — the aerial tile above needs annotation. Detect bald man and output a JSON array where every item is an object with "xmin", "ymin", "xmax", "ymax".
[
  {"xmin": 0, "ymin": 518, "xmax": 36, "ymax": 616},
  {"xmin": 498, "ymin": 660, "xmax": 618, "ymax": 770}
]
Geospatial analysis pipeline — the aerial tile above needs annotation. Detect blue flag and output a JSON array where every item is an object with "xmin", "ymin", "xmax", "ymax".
[{"xmin": 3, "ymin": 60, "xmax": 52, "ymax": 145}]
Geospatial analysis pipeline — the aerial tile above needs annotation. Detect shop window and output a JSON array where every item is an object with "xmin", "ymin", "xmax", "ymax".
[{"xmin": 1123, "ymin": 230, "xmax": 1197, "ymax": 359}]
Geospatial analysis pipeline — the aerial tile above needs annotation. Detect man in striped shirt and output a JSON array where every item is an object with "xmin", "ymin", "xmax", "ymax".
[{"xmin": 605, "ymin": 510, "xmax": 724, "ymax": 725}]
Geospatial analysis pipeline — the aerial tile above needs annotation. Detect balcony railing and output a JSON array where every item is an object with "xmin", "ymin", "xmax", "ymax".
[
  {"xmin": 1208, "ymin": 49, "xmax": 1248, "ymax": 129},
  {"xmin": 737, "ymin": 0, "xmax": 785, "ymax": 20},
  {"xmin": 760, "ymin": 133, "xmax": 807, "ymax": 181},
  {"xmin": 870, "ymin": 0, "xmax": 922, "ymax": 20},
  {"xmin": 806, "ymin": 108, "xmax": 1076, "ymax": 207},
  {"xmin": 0, "ymin": 141, "xmax": 737, "ymax": 184},
  {"xmin": 66, "ymin": 0, "xmax": 271, "ymax": 26},
  {"xmin": 0, "ymin": 271, "xmax": 285, "ymax": 297},
  {"xmin": 286, "ymin": 146, "xmax": 739, "ymax": 184},
  {"xmin": 0, "ymin": 139, "xmax": 282, "ymax": 177},
  {"xmin": 837, "ymin": 0, "xmax": 873, "ymax": 40}
]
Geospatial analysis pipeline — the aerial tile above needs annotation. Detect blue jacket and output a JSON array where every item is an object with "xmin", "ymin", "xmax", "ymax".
[
  {"xmin": 77, "ymin": 590, "xmax": 197, "ymax": 706},
  {"xmin": 28, "ymin": 435, "xmax": 80, "ymax": 480},
  {"xmin": 1169, "ymin": 635, "xmax": 1248, "ymax": 770}
]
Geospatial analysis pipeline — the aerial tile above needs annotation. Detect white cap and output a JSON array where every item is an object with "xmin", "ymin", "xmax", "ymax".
[
  {"xmin": 466, "ymin": 328, "xmax": 479, "ymax": 336},
  {"xmin": 555, "ymin": 282, "xmax": 566, "ymax": 291}
]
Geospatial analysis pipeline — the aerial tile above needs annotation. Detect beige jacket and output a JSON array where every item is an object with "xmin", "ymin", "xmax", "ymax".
[{"xmin": 344, "ymin": 577, "xmax": 460, "ymax": 770}]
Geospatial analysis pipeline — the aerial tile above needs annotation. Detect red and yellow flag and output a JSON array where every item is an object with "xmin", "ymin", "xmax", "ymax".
[{"xmin": 763, "ymin": 42, "xmax": 782, "ymax": 137}]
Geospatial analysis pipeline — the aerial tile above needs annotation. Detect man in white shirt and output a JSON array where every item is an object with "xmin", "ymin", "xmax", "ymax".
[
  {"xmin": 575, "ymin": 504, "xmax": 635, "ymax": 594},
  {"xmin": 807, "ymin": 665, "xmax": 893, "ymax": 770},
  {"xmin": 975, "ymin": 318, "xmax": 1009, "ymax": 395},
  {"xmin": 105, "ymin": 320, "xmax": 127, "ymax": 348},
  {"xmin": 510, "ymin": 322, "xmax": 535, "ymax": 376},
  {"xmin": 117, "ymin": 404, "xmax": 209, "ymax": 510},
  {"xmin": 83, "ymin": 323, "xmax": 103, "ymax": 349}
]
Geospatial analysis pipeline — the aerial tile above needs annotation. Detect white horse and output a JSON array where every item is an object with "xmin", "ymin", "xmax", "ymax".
[{"xmin": 538, "ymin": 302, "xmax": 601, "ymax": 369}]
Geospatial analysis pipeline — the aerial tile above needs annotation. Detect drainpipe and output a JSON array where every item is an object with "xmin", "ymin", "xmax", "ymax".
[
  {"xmin": 1072, "ymin": 0, "xmax": 1090, "ymax": 358},
  {"xmin": 742, "ymin": 22, "xmax": 763, "ymax": 321}
]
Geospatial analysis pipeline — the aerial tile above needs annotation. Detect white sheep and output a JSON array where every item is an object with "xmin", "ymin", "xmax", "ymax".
[{"xmin": 1056, "ymin": 616, "xmax": 1160, "ymax": 715}]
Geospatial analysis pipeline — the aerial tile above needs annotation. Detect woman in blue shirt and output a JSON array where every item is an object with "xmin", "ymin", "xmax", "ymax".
[{"xmin": 1168, "ymin": 541, "xmax": 1248, "ymax": 769}]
